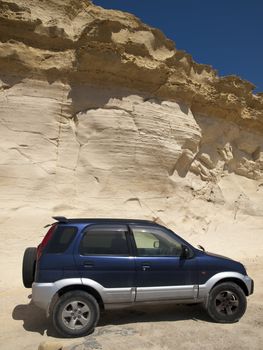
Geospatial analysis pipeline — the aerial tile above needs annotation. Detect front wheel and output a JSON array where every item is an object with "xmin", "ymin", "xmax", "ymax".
[
  {"xmin": 207, "ymin": 282, "xmax": 247, "ymax": 323},
  {"xmin": 52, "ymin": 291, "xmax": 100, "ymax": 337}
]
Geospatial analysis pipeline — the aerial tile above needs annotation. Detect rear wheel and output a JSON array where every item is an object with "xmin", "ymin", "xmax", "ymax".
[
  {"xmin": 22, "ymin": 247, "xmax": 37, "ymax": 288},
  {"xmin": 207, "ymin": 282, "xmax": 247, "ymax": 323},
  {"xmin": 52, "ymin": 291, "xmax": 100, "ymax": 337}
]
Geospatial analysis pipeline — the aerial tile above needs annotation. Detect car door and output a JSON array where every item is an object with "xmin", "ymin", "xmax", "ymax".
[
  {"xmin": 129, "ymin": 224, "xmax": 198, "ymax": 302},
  {"xmin": 74, "ymin": 223, "xmax": 136, "ymax": 303}
]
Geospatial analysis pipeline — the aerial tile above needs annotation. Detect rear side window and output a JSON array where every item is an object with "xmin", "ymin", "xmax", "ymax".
[
  {"xmin": 45, "ymin": 226, "xmax": 77, "ymax": 254},
  {"xmin": 79, "ymin": 225, "xmax": 129, "ymax": 256}
]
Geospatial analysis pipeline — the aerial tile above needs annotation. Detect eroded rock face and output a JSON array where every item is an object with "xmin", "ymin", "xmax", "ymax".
[
  {"xmin": 0, "ymin": 0, "xmax": 262, "ymax": 258},
  {"xmin": 1, "ymin": 0, "xmax": 263, "ymax": 129},
  {"xmin": 191, "ymin": 115, "xmax": 263, "ymax": 181},
  {"xmin": 0, "ymin": 80, "xmax": 201, "ymax": 205}
]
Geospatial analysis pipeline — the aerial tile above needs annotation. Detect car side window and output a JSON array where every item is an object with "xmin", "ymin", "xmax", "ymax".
[
  {"xmin": 79, "ymin": 225, "xmax": 129, "ymax": 256},
  {"xmin": 132, "ymin": 226, "xmax": 182, "ymax": 257}
]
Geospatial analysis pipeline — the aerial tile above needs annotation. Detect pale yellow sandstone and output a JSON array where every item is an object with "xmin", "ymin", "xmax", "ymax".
[{"xmin": 0, "ymin": 1, "xmax": 262, "ymax": 350}]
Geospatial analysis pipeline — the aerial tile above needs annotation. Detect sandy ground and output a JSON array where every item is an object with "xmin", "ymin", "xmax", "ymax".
[{"xmin": 0, "ymin": 233, "xmax": 262, "ymax": 350}]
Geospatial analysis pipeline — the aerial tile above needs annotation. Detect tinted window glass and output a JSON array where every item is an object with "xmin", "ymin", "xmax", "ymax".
[
  {"xmin": 45, "ymin": 226, "xmax": 77, "ymax": 254},
  {"xmin": 79, "ymin": 226, "xmax": 129, "ymax": 256},
  {"xmin": 132, "ymin": 227, "xmax": 182, "ymax": 257}
]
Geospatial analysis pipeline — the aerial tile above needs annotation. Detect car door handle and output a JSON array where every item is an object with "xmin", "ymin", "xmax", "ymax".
[
  {"xmin": 83, "ymin": 262, "xmax": 94, "ymax": 268},
  {"xmin": 142, "ymin": 264, "xmax": 151, "ymax": 271}
]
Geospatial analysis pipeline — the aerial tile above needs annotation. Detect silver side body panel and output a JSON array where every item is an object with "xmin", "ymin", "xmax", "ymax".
[
  {"xmin": 32, "ymin": 272, "xmax": 253, "ymax": 313},
  {"xmin": 32, "ymin": 278, "xmax": 136, "ymax": 312},
  {"xmin": 32, "ymin": 278, "xmax": 83, "ymax": 310},
  {"xmin": 81, "ymin": 278, "xmax": 136, "ymax": 303},
  {"xmin": 198, "ymin": 271, "xmax": 253, "ymax": 299},
  {"xmin": 136, "ymin": 285, "xmax": 198, "ymax": 302}
]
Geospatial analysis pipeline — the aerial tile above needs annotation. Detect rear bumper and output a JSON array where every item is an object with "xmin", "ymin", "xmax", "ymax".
[
  {"xmin": 32, "ymin": 282, "xmax": 55, "ymax": 310},
  {"xmin": 32, "ymin": 278, "xmax": 83, "ymax": 312}
]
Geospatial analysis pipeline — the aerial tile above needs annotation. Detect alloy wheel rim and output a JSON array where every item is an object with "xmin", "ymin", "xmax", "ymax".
[
  {"xmin": 62, "ymin": 300, "xmax": 91, "ymax": 330},
  {"xmin": 215, "ymin": 290, "xmax": 239, "ymax": 316}
]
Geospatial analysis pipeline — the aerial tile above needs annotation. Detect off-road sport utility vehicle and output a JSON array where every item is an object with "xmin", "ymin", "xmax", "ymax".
[{"xmin": 22, "ymin": 217, "xmax": 254, "ymax": 337}]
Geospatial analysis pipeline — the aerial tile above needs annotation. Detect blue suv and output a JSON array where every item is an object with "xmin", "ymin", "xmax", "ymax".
[{"xmin": 22, "ymin": 217, "xmax": 254, "ymax": 337}]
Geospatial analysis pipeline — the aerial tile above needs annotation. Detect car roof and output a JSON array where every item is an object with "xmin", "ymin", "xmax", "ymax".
[{"xmin": 52, "ymin": 216, "xmax": 159, "ymax": 226}]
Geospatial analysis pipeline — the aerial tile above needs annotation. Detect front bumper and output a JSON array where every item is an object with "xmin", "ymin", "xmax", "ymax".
[
  {"xmin": 250, "ymin": 278, "xmax": 254, "ymax": 295},
  {"xmin": 243, "ymin": 275, "xmax": 254, "ymax": 295}
]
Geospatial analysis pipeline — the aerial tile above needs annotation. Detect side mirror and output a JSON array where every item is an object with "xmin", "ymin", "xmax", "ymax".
[
  {"xmin": 181, "ymin": 245, "xmax": 191, "ymax": 259},
  {"xmin": 153, "ymin": 240, "xmax": 160, "ymax": 248}
]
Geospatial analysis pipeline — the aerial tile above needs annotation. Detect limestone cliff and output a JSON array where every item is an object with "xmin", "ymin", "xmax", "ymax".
[{"xmin": 0, "ymin": 0, "xmax": 262, "ymax": 257}]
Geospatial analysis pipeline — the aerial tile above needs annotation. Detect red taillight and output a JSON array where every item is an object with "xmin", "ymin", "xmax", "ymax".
[{"xmin": 37, "ymin": 224, "xmax": 57, "ymax": 260}]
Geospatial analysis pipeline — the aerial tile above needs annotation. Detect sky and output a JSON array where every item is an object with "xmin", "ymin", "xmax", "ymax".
[{"xmin": 93, "ymin": 0, "xmax": 263, "ymax": 93}]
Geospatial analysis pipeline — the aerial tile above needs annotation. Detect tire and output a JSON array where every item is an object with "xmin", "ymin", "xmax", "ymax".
[
  {"xmin": 22, "ymin": 247, "xmax": 37, "ymax": 288},
  {"xmin": 52, "ymin": 291, "xmax": 100, "ymax": 337},
  {"xmin": 207, "ymin": 282, "xmax": 247, "ymax": 323}
]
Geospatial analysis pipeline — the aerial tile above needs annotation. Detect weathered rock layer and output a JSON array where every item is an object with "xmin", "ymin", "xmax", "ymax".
[{"xmin": 1, "ymin": 0, "xmax": 263, "ymax": 130}]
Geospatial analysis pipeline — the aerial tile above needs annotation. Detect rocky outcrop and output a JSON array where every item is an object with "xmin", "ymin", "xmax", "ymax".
[
  {"xmin": 1, "ymin": 0, "xmax": 263, "ymax": 131},
  {"xmin": 0, "ymin": 0, "xmax": 262, "ymax": 257}
]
